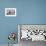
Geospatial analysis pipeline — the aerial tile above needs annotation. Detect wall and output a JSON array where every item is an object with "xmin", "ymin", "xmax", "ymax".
[{"xmin": 0, "ymin": 0, "xmax": 46, "ymax": 44}]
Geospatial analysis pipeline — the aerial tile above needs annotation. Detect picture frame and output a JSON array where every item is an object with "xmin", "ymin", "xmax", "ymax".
[
  {"xmin": 5, "ymin": 8, "xmax": 16, "ymax": 17},
  {"xmin": 18, "ymin": 24, "xmax": 46, "ymax": 42}
]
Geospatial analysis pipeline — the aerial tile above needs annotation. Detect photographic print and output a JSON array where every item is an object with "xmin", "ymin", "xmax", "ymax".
[
  {"xmin": 18, "ymin": 24, "xmax": 46, "ymax": 46},
  {"xmin": 5, "ymin": 8, "xmax": 16, "ymax": 16},
  {"xmin": 18, "ymin": 24, "xmax": 46, "ymax": 41}
]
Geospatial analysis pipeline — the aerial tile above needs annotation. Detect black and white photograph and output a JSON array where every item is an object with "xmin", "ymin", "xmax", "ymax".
[
  {"xmin": 18, "ymin": 24, "xmax": 46, "ymax": 46},
  {"xmin": 5, "ymin": 8, "xmax": 16, "ymax": 16}
]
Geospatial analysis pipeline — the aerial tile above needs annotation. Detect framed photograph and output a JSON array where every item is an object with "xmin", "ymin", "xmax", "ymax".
[
  {"xmin": 18, "ymin": 24, "xmax": 46, "ymax": 42},
  {"xmin": 5, "ymin": 8, "xmax": 16, "ymax": 17}
]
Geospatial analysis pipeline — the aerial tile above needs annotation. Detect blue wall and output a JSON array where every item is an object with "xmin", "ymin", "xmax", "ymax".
[{"xmin": 0, "ymin": 0, "xmax": 46, "ymax": 44}]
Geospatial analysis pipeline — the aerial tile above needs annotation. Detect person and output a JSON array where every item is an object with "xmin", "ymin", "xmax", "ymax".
[{"xmin": 8, "ymin": 32, "xmax": 16, "ymax": 41}]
